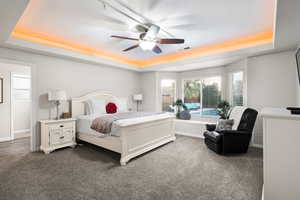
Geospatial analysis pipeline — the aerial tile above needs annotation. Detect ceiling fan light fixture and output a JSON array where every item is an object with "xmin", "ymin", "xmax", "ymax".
[{"xmin": 139, "ymin": 40, "xmax": 156, "ymax": 50}]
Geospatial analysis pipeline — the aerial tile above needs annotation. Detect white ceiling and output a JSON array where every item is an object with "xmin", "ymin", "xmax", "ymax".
[
  {"xmin": 0, "ymin": 0, "xmax": 29, "ymax": 43},
  {"xmin": 0, "ymin": 0, "xmax": 300, "ymax": 71},
  {"xmin": 14, "ymin": 0, "xmax": 274, "ymax": 60}
]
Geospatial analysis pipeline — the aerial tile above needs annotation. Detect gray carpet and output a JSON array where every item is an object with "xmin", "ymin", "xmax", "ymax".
[{"xmin": 0, "ymin": 136, "xmax": 263, "ymax": 200}]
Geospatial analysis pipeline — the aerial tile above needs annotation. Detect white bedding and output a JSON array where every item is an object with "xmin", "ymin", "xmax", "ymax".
[{"xmin": 76, "ymin": 112, "xmax": 174, "ymax": 137}]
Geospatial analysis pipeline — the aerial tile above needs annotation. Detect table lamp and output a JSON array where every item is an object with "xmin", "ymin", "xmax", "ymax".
[
  {"xmin": 133, "ymin": 94, "xmax": 143, "ymax": 112},
  {"xmin": 48, "ymin": 90, "xmax": 67, "ymax": 120}
]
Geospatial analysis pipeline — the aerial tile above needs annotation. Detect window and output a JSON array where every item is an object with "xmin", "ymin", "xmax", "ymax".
[
  {"xmin": 184, "ymin": 80, "xmax": 201, "ymax": 103},
  {"xmin": 231, "ymin": 72, "xmax": 244, "ymax": 106},
  {"xmin": 161, "ymin": 80, "xmax": 176, "ymax": 112},
  {"xmin": 183, "ymin": 76, "xmax": 221, "ymax": 116},
  {"xmin": 202, "ymin": 77, "xmax": 222, "ymax": 109}
]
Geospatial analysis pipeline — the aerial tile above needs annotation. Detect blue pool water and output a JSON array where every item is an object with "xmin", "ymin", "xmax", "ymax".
[{"xmin": 191, "ymin": 109, "xmax": 219, "ymax": 116}]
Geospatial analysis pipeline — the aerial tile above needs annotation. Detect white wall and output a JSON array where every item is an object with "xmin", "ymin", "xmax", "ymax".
[
  {"xmin": 177, "ymin": 52, "xmax": 297, "ymax": 147},
  {"xmin": 0, "ymin": 46, "xmax": 297, "ymax": 149},
  {"xmin": 0, "ymin": 62, "xmax": 30, "ymax": 141},
  {"xmin": 140, "ymin": 72, "xmax": 159, "ymax": 112},
  {"xmin": 0, "ymin": 47, "xmax": 141, "ymax": 149},
  {"xmin": 14, "ymin": 102, "xmax": 30, "ymax": 131},
  {"xmin": 140, "ymin": 72, "xmax": 178, "ymax": 112},
  {"xmin": 247, "ymin": 51, "xmax": 298, "ymax": 146}
]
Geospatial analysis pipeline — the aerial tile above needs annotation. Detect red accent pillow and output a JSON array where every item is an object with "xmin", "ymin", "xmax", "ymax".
[{"xmin": 106, "ymin": 102, "xmax": 117, "ymax": 114}]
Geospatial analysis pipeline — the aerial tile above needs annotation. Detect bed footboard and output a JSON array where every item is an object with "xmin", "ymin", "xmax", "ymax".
[{"xmin": 119, "ymin": 117, "xmax": 175, "ymax": 165}]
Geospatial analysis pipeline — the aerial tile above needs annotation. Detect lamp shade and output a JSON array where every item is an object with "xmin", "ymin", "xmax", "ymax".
[
  {"xmin": 48, "ymin": 90, "xmax": 67, "ymax": 101},
  {"xmin": 133, "ymin": 94, "xmax": 143, "ymax": 101}
]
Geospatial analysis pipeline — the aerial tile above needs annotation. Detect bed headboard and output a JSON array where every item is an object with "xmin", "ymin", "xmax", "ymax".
[{"xmin": 71, "ymin": 91, "xmax": 118, "ymax": 117}]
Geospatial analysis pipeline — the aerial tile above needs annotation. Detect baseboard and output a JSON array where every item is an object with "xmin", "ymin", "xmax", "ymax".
[
  {"xmin": 0, "ymin": 137, "xmax": 12, "ymax": 142},
  {"xmin": 175, "ymin": 131, "xmax": 204, "ymax": 139},
  {"xmin": 14, "ymin": 129, "xmax": 30, "ymax": 139},
  {"xmin": 14, "ymin": 129, "xmax": 30, "ymax": 134}
]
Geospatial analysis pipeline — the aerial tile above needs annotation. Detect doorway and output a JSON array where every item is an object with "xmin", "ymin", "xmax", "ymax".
[{"xmin": 0, "ymin": 61, "xmax": 32, "ymax": 154}]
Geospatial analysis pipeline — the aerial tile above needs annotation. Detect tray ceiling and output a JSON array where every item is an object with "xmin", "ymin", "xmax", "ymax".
[{"xmin": 11, "ymin": 0, "xmax": 275, "ymax": 67}]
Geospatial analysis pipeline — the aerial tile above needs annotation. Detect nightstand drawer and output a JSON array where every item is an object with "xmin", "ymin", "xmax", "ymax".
[
  {"xmin": 62, "ymin": 128, "xmax": 73, "ymax": 143},
  {"xmin": 50, "ymin": 128, "xmax": 74, "ymax": 145},
  {"xmin": 49, "ymin": 122, "xmax": 73, "ymax": 130},
  {"xmin": 50, "ymin": 129, "xmax": 63, "ymax": 145}
]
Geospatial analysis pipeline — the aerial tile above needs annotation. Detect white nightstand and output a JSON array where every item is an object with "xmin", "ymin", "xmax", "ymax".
[{"xmin": 40, "ymin": 118, "xmax": 76, "ymax": 154}]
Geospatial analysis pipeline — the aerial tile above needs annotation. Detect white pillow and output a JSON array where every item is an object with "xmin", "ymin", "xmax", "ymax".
[
  {"xmin": 87, "ymin": 99, "xmax": 106, "ymax": 114},
  {"xmin": 115, "ymin": 98, "xmax": 128, "ymax": 113},
  {"xmin": 85, "ymin": 101, "xmax": 93, "ymax": 115}
]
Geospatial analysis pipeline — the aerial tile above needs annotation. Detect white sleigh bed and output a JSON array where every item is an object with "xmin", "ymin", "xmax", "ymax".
[{"xmin": 71, "ymin": 92, "xmax": 176, "ymax": 165}]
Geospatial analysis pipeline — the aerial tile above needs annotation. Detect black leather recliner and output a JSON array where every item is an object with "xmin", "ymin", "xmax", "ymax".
[{"xmin": 204, "ymin": 107, "xmax": 258, "ymax": 154}]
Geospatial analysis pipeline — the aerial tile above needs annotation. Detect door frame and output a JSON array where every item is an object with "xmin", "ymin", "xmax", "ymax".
[{"xmin": 0, "ymin": 58, "xmax": 37, "ymax": 152}]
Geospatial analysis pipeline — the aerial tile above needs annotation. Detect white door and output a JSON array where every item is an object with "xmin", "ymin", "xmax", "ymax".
[{"xmin": 11, "ymin": 73, "xmax": 31, "ymax": 139}]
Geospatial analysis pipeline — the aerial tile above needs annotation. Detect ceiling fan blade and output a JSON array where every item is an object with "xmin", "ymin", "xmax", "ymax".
[
  {"xmin": 152, "ymin": 46, "xmax": 162, "ymax": 54},
  {"xmin": 123, "ymin": 44, "xmax": 139, "ymax": 52},
  {"xmin": 159, "ymin": 39, "xmax": 185, "ymax": 44},
  {"xmin": 111, "ymin": 35, "xmax": 139, "ymax": 41}
]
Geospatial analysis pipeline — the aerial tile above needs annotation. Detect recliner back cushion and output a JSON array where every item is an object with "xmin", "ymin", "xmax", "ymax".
[
  {"xmin": 237, "ymin": 108, "xmax": 258, "ymax": 133},
  {"xmin": 229, "ymin": 106, "xmax": 247, "ymax": 130}
]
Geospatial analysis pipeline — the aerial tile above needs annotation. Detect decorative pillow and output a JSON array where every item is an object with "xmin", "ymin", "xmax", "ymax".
[
  {"xmin": 85, "ymin": 101, "xmax": 93, "ymax": 115},
  {"xmin": 89, "ymin": 99, "xmax": 106, "ymax": 114},
  {"xmin": 106, "ymin": 102, "xmax": 117, "ymax": 114},
  {"xmin": 215, "ymin": 119, "xmax": 234, "ymax": 132},
  {"xmin": 115, "ymin": 98, "xmax": 128, "ymax": 113}
]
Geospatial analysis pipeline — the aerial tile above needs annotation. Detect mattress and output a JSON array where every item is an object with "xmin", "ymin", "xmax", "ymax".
[{"xmin": 76, "ymin": 112, "xmax": 174, "ymax": 137}]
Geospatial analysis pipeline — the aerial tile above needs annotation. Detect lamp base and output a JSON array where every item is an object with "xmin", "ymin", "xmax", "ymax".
[{"xmin": 54, "ymin": 101, "xmax": 61, "ymax": 120}]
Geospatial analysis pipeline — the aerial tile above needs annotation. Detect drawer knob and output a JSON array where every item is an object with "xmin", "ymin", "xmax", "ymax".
[
  {"xmin": 60, "ymin": 136, "xmax": 64, "ymax": 139},
  {"xmin": 60, "ymin": 125, "xmax": 64, "ymax": 128}
]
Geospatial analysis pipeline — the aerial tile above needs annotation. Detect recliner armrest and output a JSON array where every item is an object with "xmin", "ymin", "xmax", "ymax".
[{"xmin": 206, "ymin": 124, "xmax": 216, "ymax": 131}]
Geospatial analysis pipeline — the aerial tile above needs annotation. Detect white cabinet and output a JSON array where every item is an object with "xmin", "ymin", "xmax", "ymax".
[
  {"xmin": 40, "ymin": 119, "xmax": 76, "ymax": 154},
  {"xmin": 262, "ymin": 108, "xmax": 300, "ymax": 200}
]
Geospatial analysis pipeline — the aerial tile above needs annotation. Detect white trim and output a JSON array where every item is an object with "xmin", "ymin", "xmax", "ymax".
[
  {"xmin": 14, "ymin": 129, "xmax": 30, "ymax": 134},
  {"xmin": 14, "ymin": 131, "xmax": 30, "ymax": 139},
  {"xmin": 10, "ymin": 72, "xmax": 14, "ymax": 140},
  {"xmin": 0, "ymin": 137, "xmax": 12, "ymax": 142}
]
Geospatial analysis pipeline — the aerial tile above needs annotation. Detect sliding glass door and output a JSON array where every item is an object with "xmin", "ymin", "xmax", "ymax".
[{"xmin": 183, "ymin": 76, "xmax": 221, "ymax": 116}]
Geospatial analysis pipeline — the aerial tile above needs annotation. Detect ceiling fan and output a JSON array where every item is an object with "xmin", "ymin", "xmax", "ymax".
[{"xmin": 111, "ymin": 24, "xmax": 184, "ymax": 54}]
